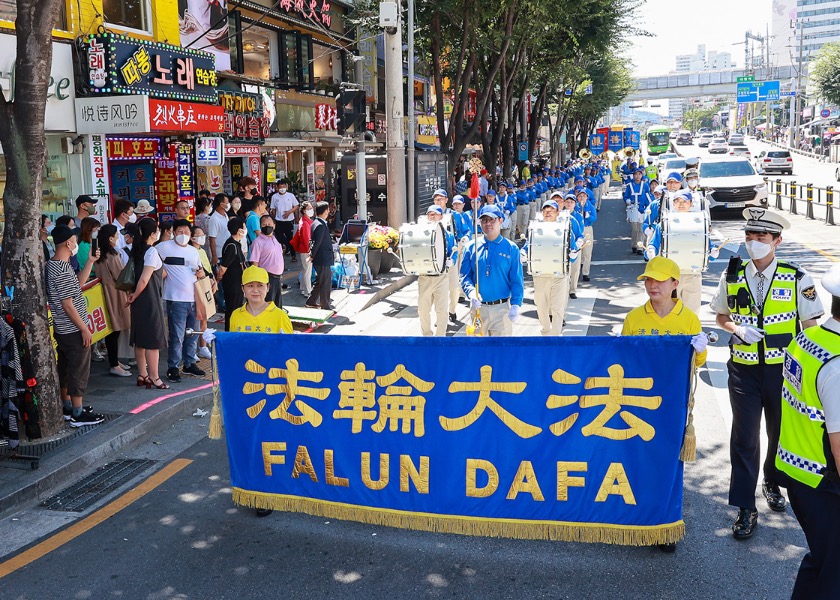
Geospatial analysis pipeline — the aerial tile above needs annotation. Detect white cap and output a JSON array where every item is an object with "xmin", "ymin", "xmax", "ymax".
[
  {"xmin": 822, "ymin": 264, "xmax": 840, "ymax": 297},
  {"xmin": 742, "ymin": 208, "xmax": 790, "ymax": 234}
]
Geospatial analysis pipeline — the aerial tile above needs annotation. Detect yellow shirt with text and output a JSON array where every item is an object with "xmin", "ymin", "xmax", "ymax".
[
  {"xmin": 621, "ymin": 299, "xmax": 706, "ymax": 367},
  {"xmin": 229, "ymin": 303, "xmax": 293, "ymax": 334}
]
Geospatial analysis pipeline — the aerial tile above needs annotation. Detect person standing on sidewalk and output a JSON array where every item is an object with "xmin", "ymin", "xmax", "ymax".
[
  {"xmin": 269, "ymin": 179, "xmax": 299, "ymax": 261},
  {"xmin": 95, "ymin": 224, "xmax": 133, "ymax": 378},
  {"xmin": 207, "ymin": 193, "xmax": 231, "ymax": 270},
  {"xmin": 710, "ymin": 208, "xmax": 824, "ymax": 540},
  {"xmin": 156, "ymin": 220, "xmax": 207, "ymax": 383},
  {"xmin": 249, "ymin": 214, "xmax": 286, "ymax": 308},
  {"xmin": 305, "ymin": 201, "xmax": 334, "ymax": 310},
  {"xmin": 291, "ymin": 201, "xmax": 314, "ymax": 298},
  {"xmin": 774, "ymin": 264, "xmax": 840, "ymax": 599},
  {"xmin": 46, "ymin": 225, "xmax": 105, "ymax": 426}
]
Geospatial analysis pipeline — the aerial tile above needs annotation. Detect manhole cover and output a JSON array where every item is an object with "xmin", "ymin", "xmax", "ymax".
[{"xmin": 40, "ymin": 459, "xmax": 157, "ymax": 512}]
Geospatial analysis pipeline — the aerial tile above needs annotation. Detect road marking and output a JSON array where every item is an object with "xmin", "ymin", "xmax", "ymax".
[
  {"xmin": 590, "ymin": 260, "xmax": 645, "ymax": 266},
  {"xmin": 0, "ymin": 458, "xmax": 192, "ymax": 579},
  {"xmin": 803, "ymin": 244, "xmax": 840, "ymax": 262}
]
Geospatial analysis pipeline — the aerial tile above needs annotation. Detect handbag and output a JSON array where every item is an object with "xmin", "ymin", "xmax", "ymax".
[
  {"xmin": 194, "ymin": 276, "xmax": 216, "ymax": 321},
  {"xmin": 114, "ymin": 259, "xmax": 135, "ymax": 292}
]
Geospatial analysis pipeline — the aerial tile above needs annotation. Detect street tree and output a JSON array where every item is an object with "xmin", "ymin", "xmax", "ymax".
[
  {"xmin": 0, "ymin": 0, "xmax": 66, "ymax": 435},
  {"xmin": 811, "ymin": 42, "xmax": 840, "ymax": 108}
]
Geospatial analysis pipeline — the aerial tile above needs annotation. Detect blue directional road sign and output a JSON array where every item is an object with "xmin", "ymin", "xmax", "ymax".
[{"xmin": 736, "ymin": 80, "xmax": 781, "ymax": 103}]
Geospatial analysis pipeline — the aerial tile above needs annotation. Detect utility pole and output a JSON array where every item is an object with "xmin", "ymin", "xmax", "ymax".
[
  {"xmin": 354, "ymin": 56, "xmax": 367, "ymax": 222},
  {"xmin": 382, "ymin": 1, "xmax": 407, "ymax": 228},
  {"xmin": 792, "ymin": 18, "xmax": 805, "ymax": 149},
  {"xmin": 406, "ymin": 0, "xmax": 415, "ymax": 222}
]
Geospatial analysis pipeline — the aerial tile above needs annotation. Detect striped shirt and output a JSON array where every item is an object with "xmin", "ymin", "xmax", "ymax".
[{"xmin": 46, "ymin": 259, "xmax": 89, "ymax": 334}]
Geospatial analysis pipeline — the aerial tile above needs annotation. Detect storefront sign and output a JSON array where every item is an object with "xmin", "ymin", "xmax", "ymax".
[
  {"xmin": 87, "ymin": 134, "xmax": 111, "ymax": 196},
  {"xmin": 76, "ymin": 95, "xmax": 150, "ymax": 134},
  {"xmin": 218, "ymin": 91, "xmax": 267, "ymax": 143},
  {"xmin": 197, "ymin": 137, "xmax": 225, "ymax": 166},
  {"xmin": 82, "ymin": 33, "xmax": 217, "ymax": 103},
  {"xmin": 197, "ymin": 165, "xmax": 224, "ymax": 194},
  {"xmin": 177, "ymin": 144, "xmax": 194, "ymax": 200},
  {"xmin": 416, "ymin": 115, "xmax": 439, "ymax": 146},
  {"xmin": 0, "ymin": 34, "xmax": 76, "ymax": 131},
  {"xmin": 277, "ymin": 0, "xmax": 332, "ymax": 27},
  {"xmin": 107, "ymin": 138, "xmax": 162, "ymax": 160},
  {"xmin": 315, "ymin": 103, "xmax": 338, "ymax": 130},
  {"xmin": 149, "ymin": 98, "xmax": 225, "ymax": 132},
  {"xmin": 155, "ymin": 158, "xmax": 179, "ymax": 216},
  {"xmin": 225, "ymin": 145, "xmax": 261, "ymax": 157}
]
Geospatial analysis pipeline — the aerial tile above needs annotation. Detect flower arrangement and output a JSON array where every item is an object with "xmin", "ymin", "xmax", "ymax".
[{"xmin": 368, "ymin": 225, "xmax": 399, "ymax": 250}]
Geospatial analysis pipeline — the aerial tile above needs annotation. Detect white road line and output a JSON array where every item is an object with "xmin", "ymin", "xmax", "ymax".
[{"xmin": 589, "ymin": 260, "xmax": 645, "ymax": 266}]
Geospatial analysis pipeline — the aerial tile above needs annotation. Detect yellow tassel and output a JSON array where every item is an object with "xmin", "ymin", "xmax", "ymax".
[
  {"xmin": 208, "ymin": 342, "xmax": 223, "ymax": 440},
  {"xmin": 231, "ymin": 489, "xmax": 685, "ymax": 546},
  {"xmin": 681, "ymin": 367, "xmax": 697, "ymax": 462}
]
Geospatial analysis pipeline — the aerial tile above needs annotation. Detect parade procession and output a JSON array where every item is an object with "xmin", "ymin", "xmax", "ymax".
[{"xmin": 2, "ymin": 0, "xmax": 840, "ymax": 598}]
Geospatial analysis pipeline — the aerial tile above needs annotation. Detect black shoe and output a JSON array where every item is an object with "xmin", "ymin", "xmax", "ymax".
[
  {"xmin": 582, "ymin": 275, "xmax": 590, "ymax": 282},
  {"xmin": 281, "ymin": 283, "xmax": 289, "ymax": 290},
  {"xmin": 449, "ymin": 312, "xmax": 458, "ymax": 323},
  {"xmin": 569, "ymin": 293, "xmax": 577, "ymax": 299},
  {"xmin": 63, "ymin": 404, "xmax": 93, "ymax": 421},
  {"xmin": 762, "ymin": 479, "xmax": 787, "ymax": 512},
  {"xmin": 291, "ymin": 256, "xmax": 298, "ymax": 262},
  {"xmin": 166, "ymin": 367, "xmax": 182, "ymax": 383},
  {"xmin": 732, "ymin": 508, "xmax": 758, "ymax": 540},
  {"xmin": 183, "ymin": 364, "xmax": 206, "ymax": 377},
  {"xmin": 255, "ymin": 508, "xmax": 273, "ymax": 517},
  {"xmin": 69, "ymin": 410, "xmax": 105, "ymax": 428},
  {"xmin": 658, "ymin": 543, "xmax": 676, "ymax": 554}
]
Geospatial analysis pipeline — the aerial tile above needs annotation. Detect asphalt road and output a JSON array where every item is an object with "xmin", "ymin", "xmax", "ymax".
[{"xmin": 0, "ymin": 183, "xmax": 837, "ymax": 600}]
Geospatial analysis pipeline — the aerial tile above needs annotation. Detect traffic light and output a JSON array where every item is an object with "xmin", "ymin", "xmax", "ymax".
[{"xmin": 337, "ymin": 89, "xmax": 366, "ymax": 135}]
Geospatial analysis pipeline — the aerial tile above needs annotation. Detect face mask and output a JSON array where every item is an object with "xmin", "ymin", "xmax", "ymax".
[
  {"xmin": 239, "ymin": 229, "xmax": 246, "ymax": 238},
  {"xmin": 154, "ymin": 231, "xmax": 161, "ymax": 242},
  {"xmin": 193, "ymin": 235, "xmax": 206, "ymax": 246},
  {"xmin": 70, "ymin": 243, "xmax": 79, "ymax": 256},
  {"xmin": 128, "ymin": 214, "xmax": 137, "ymax": 223},
  {"xmin": 46, "ymin": 225, "xmax": 55, "ymax": 235},
  {"xmin": 175, "ymin": 234, "xmax": 190, "ymax": 246},
  {"xmin": 278, "ymin": 188, "xmax": 287, "ymax": 194},
  {"xmin": 261, "ymin": 225, "xmax": 275, "ymax": 235},
  {"xmin": 687, "ymin": 179, "xmax": 698, "ymax": 189},
  {"xmin": 745, "ymin": 239, "xmax": 773, "ymax": 260},
  {"xmin": 306, "ymin": 209, "xmax": 314, "ymax": 217},
  {"xmin": 91, "ymin": 229, "xmax": 99, "ymax": 239}
]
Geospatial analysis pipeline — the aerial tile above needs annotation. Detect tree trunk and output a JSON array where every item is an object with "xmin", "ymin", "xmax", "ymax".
[{"xmin": 0, "ymin": 0, "xmax": 66, "ymax": 436}]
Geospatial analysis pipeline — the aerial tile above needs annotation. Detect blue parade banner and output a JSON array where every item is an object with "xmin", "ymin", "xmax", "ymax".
[
  {"xmin": 629, "ymin": 131, "xmax": 641, "ymax": 149},
  {"xmin": 215, "ymin": 334, "xmax": 694, "ymax": 545},
  {"xmin": 608, "ymin": 131, "xmax": 623, "ymax": 152},
  {"xmin": 623, "ymin": 127, "xmax": 634, "ymax": 149},
  {"xmin": 589, "ymin": 133, "xmax": 605, "ymax": 152}
]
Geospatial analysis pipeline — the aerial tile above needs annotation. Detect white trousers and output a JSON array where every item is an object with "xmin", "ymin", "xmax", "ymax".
[
  {"xmin": 476, "ymin": 301, "xmax": 513, "ymax": 337},
  {"xmin": 569, "ymin": 258, "xmax": 582, "ymax": 294},
  {"xmin": 678, "ymin": 272, "xmax": 702, "ymax": 315},
  {"xmin": 581, "ymin": 225, "xmax": 594, "ymax": 277},
  {"xmin": 630, "ymin": 221, "xmax": 644, "ymax": 251},
  {"xmin": 533, "ymin": 275, "xmax": 570, "ymax": 335},
  {"xmin": 418, "ymin": 274, "xmax": 449, "ymax": 336},
  {"xmin": 515, "ymin": 205, "xmax": 530, "ymax": 238},
  {"xmin": 447, "ymin": 259, "xmax": 461, "ymax": 313},
  {"xmin": 528, "ymin": 202, "xmax": 537, "ymax": 222}
]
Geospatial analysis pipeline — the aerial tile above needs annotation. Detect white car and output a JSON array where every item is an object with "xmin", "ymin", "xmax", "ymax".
[
  {"xmin": 660, "ymin": 157, "xmax": 687, "ymax": 178},
  {"xmin": 698, "ymin": 133, "xmax": 715, "ymax": 147},
  {"xmin": 699, "ymin": 157, "xmax": 769, "ymax": 212},
  {"xmin": 708, "ymin": 138, "xmax": 728, "ymax": 154},
  {"xmin": 728, "ymin": 146, "xmax": 752, "ymax": 158},
  {"xmin": 754, "ymin": 150, "xmax": 792, "ymax": 175}
]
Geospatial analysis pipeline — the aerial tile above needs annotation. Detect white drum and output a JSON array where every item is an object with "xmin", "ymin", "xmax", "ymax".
[
  {"xmin": 399, "ymin": 222, "xmax": 447, "ymax": 275},
  {"xmin": 661, "ymin": 209, "xmax": 710, "ymax": 273},
  {"xmin": 526, "ymin": 215, "xmax": 570, "ymax": 276}
]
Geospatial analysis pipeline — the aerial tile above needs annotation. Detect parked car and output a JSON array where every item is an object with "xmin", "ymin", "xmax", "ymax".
[
  {"xmin": 699, "ymin": 157, "xmax": 769, "ymax": 212},
  {"xmin": 728, "ymin": 133, "xmax": 746, "ymax": 145},
  {"xmin": 708, "ymin": 138, "xmax": 728, "ymax": 154},
  {"xmin": 753, "ymin": 150, "xmax": 793, "ymax": 175},
  {"xmin": 697, "ymin": 133, "xmax": 715, "ymax": 148},
  {"xmin": 676, "ymin": 131, "xmax": 693, "ymax": 145},
  {"xmin": 728, "ymin": 146, "xmax": 752, "ymax": 158}
]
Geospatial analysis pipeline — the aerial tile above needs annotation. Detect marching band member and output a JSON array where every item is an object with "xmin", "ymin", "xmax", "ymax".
[
  {"xmin": 564, "ymin": 192, "xmax": 586, "ymax": 299},
  {"xmin": 450, "ymin": 196, "xmax": 472, "ymax": 321},
  {"xmin": 710, "ymin": 209, "xmax": 824, "ymax": 541},
  {"xmin": 620, "ymin": 158, "xmax": 636, "ymax": 186},
  {"xmin": 644, "ymin": 186, "xmax": 664, "ymax": 230},
  {"xmin": 515, "ymin": 180, "xmax": 531, "ymax": 239},
  {"xmin": 644, "ymin": 189, "xmax": 720, "ymax": 314},
  {"xmin": 527, "ymin": 178, "xmax": 539, "ymax": 224},
  {"xmin": 574, "ymin": 186, "xmax": 597, "ymax": 284},
  {"xmin": 624, "ymin": 167, "xmax": 652, "ymax": 255},
  {"xmin": 460, "ymin": 204, "xmax": 524, "ymax": 337},
  {"xmin": 432, "ymin": 188, "xmax": 450, "ymax": 213},
  {"xmin": 417, "ymin": 205, "xmax": 455, "ymax": 336}
]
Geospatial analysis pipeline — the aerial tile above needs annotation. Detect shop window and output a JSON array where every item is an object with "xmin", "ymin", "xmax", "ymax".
[
  {"xmin": 42, "ymin": 136, "xmax": 72, "ymax": 218},
  {"xmin": 298, "ymin": 35, "xmax": 313, "ymax": 90},
  {"xmin": 282, "ymin": 32, "xmax": 299, "ymax": 86},
  {"xmin": 241, "ymin": 27, "xmax": 277, "ymax": 80},
  {"xmin": 1, "ymin": 0, "xmax": 67, "ymax": 29},
  {"xmin": 103, "ymin": 0, "xmax": 151, "ymax": 33}
]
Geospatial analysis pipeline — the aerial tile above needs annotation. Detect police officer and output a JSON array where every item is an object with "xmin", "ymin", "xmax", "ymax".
[
  {"xmin": 645, "ymin": 157, "xmax": 658, "ymax": 182},
  {"xmin": 775, "ymin": 263, "xmax": 840, "ymax": 598},
  {"xmin": 460, "ymin": 204, "xmax": 524, "ymax": 337},
  {"xmin": 710, "ymin": 208, "xmax": 825, "ymax": 540},
  {"xmin": 624, "ymin": 167, "xmax": 652, "ymax": 255},
  {"xmin": 417, "ymin": 205, "xmax": 455, "ymax": 336}
]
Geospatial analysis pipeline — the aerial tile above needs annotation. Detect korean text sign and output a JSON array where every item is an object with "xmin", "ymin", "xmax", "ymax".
[{"xmin": 215, "ymin": 334, "xmax": 694, "ymax": 545}]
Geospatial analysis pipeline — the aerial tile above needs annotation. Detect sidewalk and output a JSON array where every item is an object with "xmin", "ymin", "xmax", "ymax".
[{"xmin": 0, "ymin": 252, "xmax": 414, "ymax": 518}]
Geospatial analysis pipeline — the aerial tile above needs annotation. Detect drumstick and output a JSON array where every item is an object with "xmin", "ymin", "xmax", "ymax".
[{"xmin": 713, "ymin": 238, "xmax": 731, "ymax": 251}]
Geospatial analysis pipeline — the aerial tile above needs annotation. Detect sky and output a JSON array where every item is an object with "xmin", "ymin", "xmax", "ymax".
[{"xmin": 623, "ymin": 0, "xmax": 772, "ymax": 77}]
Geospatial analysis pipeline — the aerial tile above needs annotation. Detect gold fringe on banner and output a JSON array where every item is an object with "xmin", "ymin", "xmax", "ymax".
[
  {"xmin": 208, "ymin": 342, "xmax": 222, "ymax": 440},
  {"xmin": 680, "ymin": 356, "xmax": 697, "ymax": 462},
  {"xmin": 232, "ymin": 489, "xmax": 686, "ymax": 546}
]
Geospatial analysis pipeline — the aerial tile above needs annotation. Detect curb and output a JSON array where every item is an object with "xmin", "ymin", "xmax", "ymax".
[{"xmin": 0, "ymin": 389, "xmax": 212, "ymax": 519}]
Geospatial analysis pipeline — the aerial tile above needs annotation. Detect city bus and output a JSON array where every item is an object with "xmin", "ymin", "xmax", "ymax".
[{"xmin": 646, "ymin": 125, "xmax": 672, "ymax": 155}]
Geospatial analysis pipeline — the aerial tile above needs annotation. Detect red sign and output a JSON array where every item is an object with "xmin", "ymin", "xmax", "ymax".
[
  {"xmin": 107, "ymin": 138, "xmax": 161, "ymax": 160},
  {"xmin": 315, "ymin": 103, "xmax": 338, "ymax": 130},
  {"xmin": 225, "ymin": 145, "xmax": 261, "ymax": 157},
  {"xmin": 596, "ymin": 127, "xmax": 610, "ymax": 152},
  {"xmin": 149, "ymin": 99, "xmax": 225, "ymax": 133},
  {"xmin": 278, "ymin": 0, "xmax": 332, "ymax": 28},
  {"xmin": 155, "ymin": 158, "xmax": 179, "ymax": 215}
]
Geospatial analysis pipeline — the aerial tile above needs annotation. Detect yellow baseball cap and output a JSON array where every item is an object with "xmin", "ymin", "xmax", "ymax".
[
  {"xmin": 242, "ymin": 265, "xmax": 269, "ymax": 285},
  {"xmin": 637, "ymin": 256, "xmax": 680, "ymax": 282}
]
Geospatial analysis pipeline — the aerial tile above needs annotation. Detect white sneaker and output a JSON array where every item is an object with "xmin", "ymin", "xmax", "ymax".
[
  {"xmin": 197, "ymin": 346, "xmax": 212, "ymax": 360},
  {"xmin": 109, "ymin": 366, "xmax": 132, "ymax": 377},
  {"xmin": 91, "ymin": 349, "xmax": 105, "ymax": 362}
]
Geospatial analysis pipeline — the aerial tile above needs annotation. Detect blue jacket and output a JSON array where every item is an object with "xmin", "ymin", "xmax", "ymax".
[
  {"xmin": 515, "ymin": 189, "xmax": 530, "ymax": 205},
  {"xmin": 575, "ymin": 200, "xmax": 597, "ymax": 227},
  {"xmin": 452, "ymin": 211, "xmax": 473, "ymax": 240},
  {"xmin": 460, "ymin": 235, "xmax": 524, "ymax": 306},
  {"xmin": 623, "ymin": 181, "xmax": 652, "ymax": 213}
]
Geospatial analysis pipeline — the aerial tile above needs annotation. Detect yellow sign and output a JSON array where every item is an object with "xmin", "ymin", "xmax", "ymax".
[
  {"xmin": 48, "ymin": 280, "xmax": 114, "ymax": 355},
  {"xmin": 417, "ymin": 115, "xmax": 439, "ymax": 146}
]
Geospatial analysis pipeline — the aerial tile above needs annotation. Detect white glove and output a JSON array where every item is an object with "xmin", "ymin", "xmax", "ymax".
[
  {"xmin": 734, "ymin": 325, "xmax": 765, "ymax": 344},
  {"xmin": 520, "ymin": 248, "xmax": 528, "ymax": 263},
  {"xmin": 690, "ymin": 333, "xmax": 709, "ymax": 353},
  {"xmin": 644, "ymin": 207, "xmax": 651, "ymax": 216},
  {"xmin": 644, "ymin": 226, "xmax": 654, "ymax": 238},
  {"xmin": 709, "ymin": 247, "xmax": 720, "ymax": 259},
  {"xmin": 202, "ymin": 328, "xmax": 217, "ymax": 344},
  {"xmin": 576, "ymin": 237, "xmax": 585, "ymax": 247},
  {"xmin": 468, "ymin": 293, "xmax": 482, "ymax": 311},
  {"xmin": 584, "ymin": 212, "xmax": 590, "ymax": 219},
  {"xmin": 508, "ymin": 304, "xmax": 521, "ymax": 323},
  {"xmin": 446, "ymin": 257, "xmax": 454, "ymax": 268},
  {"xmin": 569, "ymin": 250, "xmax": 579, "ymax": 260},
  {"xmin": 644, "ymin": 248, "xmax": 656, "ymax": 261},
  {"xmin": 460, "ymin": 235, "xmax": 470, "ymax": 244}
]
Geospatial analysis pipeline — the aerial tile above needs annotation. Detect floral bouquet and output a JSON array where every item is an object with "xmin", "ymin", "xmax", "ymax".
[{"xmin": 368, "ymin": 225, "xmax": 398, "ymax": 250}]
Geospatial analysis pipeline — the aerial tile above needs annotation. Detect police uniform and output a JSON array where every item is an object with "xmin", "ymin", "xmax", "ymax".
[
  {"xmin": 418, "ymin": 205, "xmax": 456, "ymax": 336},
  {"xmin": 775, "ymin": 264, "xmax": 840, "ymax": 598},
  {"xmin": 460, "ymin": 205, "xmax": 524, "ymax": 337},
  {"xmin": 710, "ymin": 208, "xmax": 824, "ymax": 539}
]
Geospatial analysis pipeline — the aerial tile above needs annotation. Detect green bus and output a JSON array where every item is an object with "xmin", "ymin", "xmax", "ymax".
[{"xmin": 646, "ymin": 126, "xmax": 672, "ymax": 155}]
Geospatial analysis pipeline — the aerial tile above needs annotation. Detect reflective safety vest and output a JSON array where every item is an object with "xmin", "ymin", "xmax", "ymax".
[
  {"xmin": 725, "ymin": 260, "xmax": 801, "ymax": 365},
  {"xmin": 775, "ymin": 325, "xmax": 840, "ymax": 488},
  {"xmin": 645, "ymin": 165, "xmax": 658, "ymax": 181}
]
